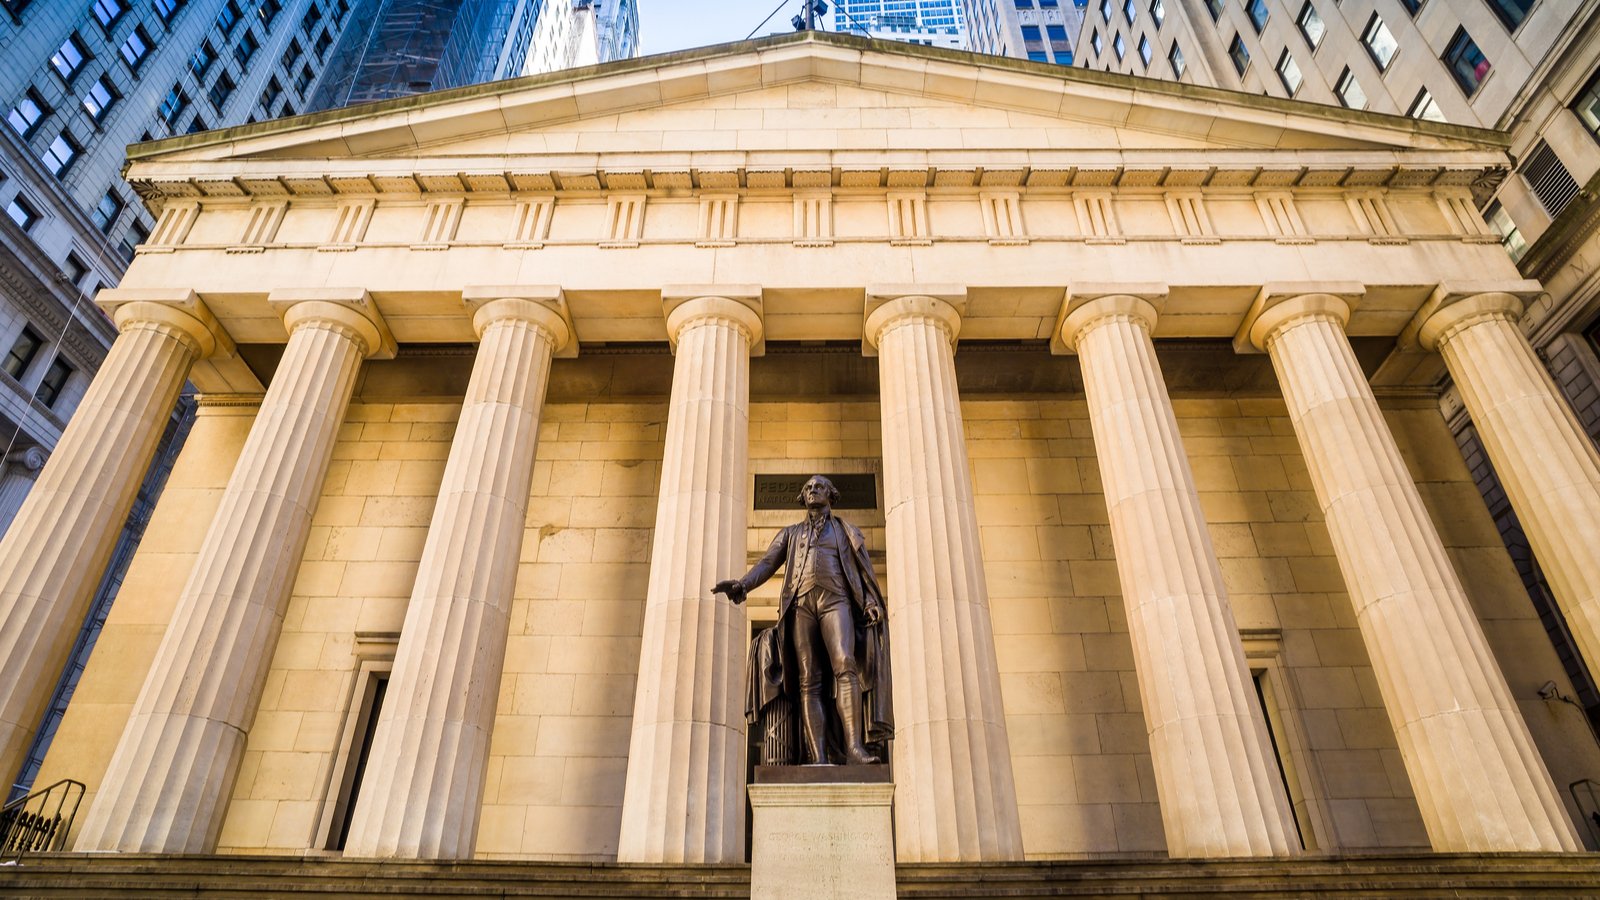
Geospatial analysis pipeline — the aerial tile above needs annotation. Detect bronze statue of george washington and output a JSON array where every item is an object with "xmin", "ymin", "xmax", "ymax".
[{"xmin": 713, "ymin": 475, "xmax": 893, "ymax": 766}]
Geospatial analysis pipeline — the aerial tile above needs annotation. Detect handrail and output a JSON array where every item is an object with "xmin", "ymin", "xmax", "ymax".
[{"xmin": 0, "ymin": 778, "xmax": 84, "ymax": 863}]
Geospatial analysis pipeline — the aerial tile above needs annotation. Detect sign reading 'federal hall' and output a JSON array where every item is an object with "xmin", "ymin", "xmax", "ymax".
[{"xmin": 5, "ymin": 31, "xmax": 1600, "ymax": 888}]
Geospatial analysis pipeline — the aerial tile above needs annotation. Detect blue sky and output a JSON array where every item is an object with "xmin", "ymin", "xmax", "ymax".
[{"xmin": 638, "ymin": 0, "xmax": 804, "ymax": 55}]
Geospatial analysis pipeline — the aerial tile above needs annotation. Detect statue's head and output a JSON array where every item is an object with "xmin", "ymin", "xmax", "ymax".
[{"xmin": 797, "ymin": 475, "xmax": 840, "ymax": 508}]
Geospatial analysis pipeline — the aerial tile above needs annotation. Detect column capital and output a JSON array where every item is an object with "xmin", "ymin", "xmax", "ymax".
[
  {"xmin": 862, "ymin": 284, "xmax": 966, "ymax": 356},
  {"xmin": 1053, "ymin": 283, "xmax": 1167, "ymax": 355},
  {"xmin": 96, "ymin": 288, "xmax": 231, "ymax": 361},
  {"xmin": 1234, "ymin": 282, "xmax": 1364, "ymax": 354},
  {"xmin": 268, "ymin": 287, "xmax": 396, "ymax": 360},
  {"xmin": 661, "ymin": 285, "xmax": 764, "ymax": 355},
  {"xmin": 1402, "ymin": 280, "xmax": 1543, "ymax": 351},
  {"xmin": 462, "ymin": 285, "xmax": 575, "ymax": 357}
]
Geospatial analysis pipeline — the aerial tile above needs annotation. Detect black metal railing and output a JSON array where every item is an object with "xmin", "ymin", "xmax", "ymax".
[{"xmin": 0, "ymin": 778, "xmax": 84, "ymax": 862}]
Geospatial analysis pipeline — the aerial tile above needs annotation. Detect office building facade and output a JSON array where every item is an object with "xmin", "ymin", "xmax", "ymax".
[
  {"xmin": 829, "ymin": 0, "xmax": 967, "ymax": 50},
  {"xmin": 521, "ymin": 0, "xmax": 638, "ymax": 77},
  {"xmin": 963, "ymin": 0, "xmax": 1084, "ymax": 64}
]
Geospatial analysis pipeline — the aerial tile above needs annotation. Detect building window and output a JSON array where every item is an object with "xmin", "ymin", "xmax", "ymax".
[
  {"xmin": 1091, "ymin": 30, "xmax": 1103, "ymax": 56},
  {"xmin": 1150, "ymin": 0, "xmax": 1164, "ymax": 27},
  {"xmin": 300, "ymin": 1, "xmax": 323, "ymax": 33},
  {"xmin": 35, "ymin": 357, "xmax": 73, "ymax": 408},
  {"xmin": 1361, "ymin": 14, "xmax": 1398, "ymax": 71},
  {"xmin": 1520, "ymin": 141, "xmax": 1580, "ymax": 219},
  {"xmin": 1014, "ymin": 0, "xmax": 1033, "ymax": 7},
  {"xmin": 314, "ymin": 29, "xmax": 332, "ymax": 57},
  {"xmin": 1113, "ymin": 32, "xmax": 1126, "ymax": 61},
  {"xmin": 91, "ymin": 190, "xmax": 123, "ymax": 232},
  {"xmin": 158, "ymin": 85, "xmax": 188, "ymax": 125},
  {"xmin": 92, "ymin": 0, "xmax": 125, "ymax": 28},
  {"xmin": 1444, "ymin": 28, "xmax": 1490, "ymax": 96},
  {"xmin": 1168, "ymin": 40, "xmax": 1186, "ymax": 77},
  {"xmin": 41, "ymin": 132, "xmax": 78, "ymax": 176},
  {"xmin": 189, "ymin": 40, "xmax": 216, "ymax": 79},
  {"xmin": 1246, "ymin": 0, "xmax": 1268, "ymax": 32},
  {"xmin": 320, "ymin": 668, "xmax": 389, "ymax": 850},
  {"xmin": 235, "ymin": 29, "xmax": 259, "ymax": 66},
  {"xmin": 50, "ymin": 35, "xmax": 88, "ymax": 81},
  {"xmin": 1228, "ymin": 33, "xmax": 1249, "ymax": 75},
  {"xmin": 119, "ymin": 221, "xmax": 147, "ymax": 261},
  {"xmin": 1039, "ymin": 0, "xmax": 1057, "ymax": 7},
  {"xmin": 1335, "ymin": 67, "xmax": 1368, "ymax": 109},
  {"xmin": 1407, "ymin": 88, "xmax": 1445, "ymax": 122},
  {"xmin": 6, "ymin": 195, "xmax": 41, "ymax": 230},
  {"xmin": 1138, "ymin": 34, "xmax": 1152, "ymax": 67},
  {"xmin": 282, "ymin": 37, "xmax": 303, "ymax": 70},
  {"xmin": 256, "ymin": 0, "xmax": 280, "ymax": 27},
  {"xmin": 1205, "ymin": 0, "xmax": 1223, "ymax": 21},
  {"xmin": 120, "ymin": 26, "xmax": 151, "ymax": 69},
  {"xmin": 1296, "ymin": 2, "xmax": 1324, "ymax": 49},
  {"xmin": 1575, "ymin": 69, "xmax": 1600, "ymax": 142},
  {"xmin": 1276, "ymin": 49, "xmax": 1302, "ymax": 95},
  {"xmin": 1484, "ymin": 201, "xmax": 1528, "ymax": 262},
  {"xmin": 63, "ymin": 253, "xmax": 89, "ymax": 286},
  {"xmin": 3, "ymin": 327, "xmax": 42, "ymax": 379},
  {"xmin": 7, "ymin": 90, "xmax": 48, "ymax": 138},
  {"xmin": 153, "ymin": 0, "xmax": 181, "ymax": 23},
  {"xmin": 215, "ymin": 0, "xmax": 239, "ymax": 32},
  {"xmin": 185, "ymin": 114, "xmax": 207, "ymax": 134},
  {"xmin": 1484, "ymin": 0, "xmax": 1533, "ymax": 32},
  {"xmin": 82, "ymin": 76, "xmax": 117, "ymax": 121},
  {"xmin": 208, "ymin": 71, "xmax": 235, "ymax": 111},
  {"xmin": 1100, "ymin": 0, "xmax": 1111, "ymax": 21},
  {"xmin": 1123, "ymin": 0, "xmax": 1136, "ymax": 24},
  {"xmin": 261, "ymin": 76, "xmax": 283, "ymax": 111}
]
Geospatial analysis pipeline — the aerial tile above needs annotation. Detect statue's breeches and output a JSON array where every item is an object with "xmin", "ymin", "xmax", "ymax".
[{"xmin": 792, "ymin": 587, "xmax": 861, "ymax": 692}]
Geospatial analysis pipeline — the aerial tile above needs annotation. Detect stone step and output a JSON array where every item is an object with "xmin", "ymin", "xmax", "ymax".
[
  {"xmin": 2, "ymin": 852, "xmax": 1598, "ymax": 898},
  {"xmin": 897, "ymin": 854, "xmax": 1600, "ymax": 898}
]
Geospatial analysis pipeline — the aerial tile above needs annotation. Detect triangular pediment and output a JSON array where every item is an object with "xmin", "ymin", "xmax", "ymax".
[{"xmin": 128, "ymin": 32, "xmax": 1507, "ymax": 179}]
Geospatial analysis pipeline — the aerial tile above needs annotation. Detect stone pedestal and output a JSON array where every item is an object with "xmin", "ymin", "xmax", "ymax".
[{"xmin": 749, "ymin": 768, "xmax": 896, "ymax": 900}]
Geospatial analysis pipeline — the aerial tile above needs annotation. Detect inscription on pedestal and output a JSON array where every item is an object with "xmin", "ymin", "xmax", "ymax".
[{"xmin": 748, "ymin": 780, "xmax": 896, "ymax": 900}]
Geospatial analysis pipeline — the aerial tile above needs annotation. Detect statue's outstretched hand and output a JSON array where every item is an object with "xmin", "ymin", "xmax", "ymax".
[{"xmin": 712, "ymin": 579, "xmax": 747, "ymax": 604}]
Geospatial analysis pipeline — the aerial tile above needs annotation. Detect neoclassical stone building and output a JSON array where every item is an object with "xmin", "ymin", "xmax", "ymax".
[{"xmin": 5, "ymin": 32, "xmax": 1600, "ymax": 879}]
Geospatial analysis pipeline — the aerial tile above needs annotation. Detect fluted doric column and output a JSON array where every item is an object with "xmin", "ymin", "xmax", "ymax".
[
  {"xmin": 78, "ymin": 291, "xmax": 393, "ymax": 853},
  {"xmin": 617, "ymin": 287, "xmax": 761, "ymax": 863},
  {"xmin": 865, "ymin": 286, "xmax": 1022, "ymax": 862},
  {"xmin": 1414, "ymin": 287, "xmax": 1600, "ymax": 682},
  {"xmin": 0, "ymin": 292, "xmax": 221, "ymax": 790},
  {"xmin": 1243, "ymin": 288, "xmax": 1578, "ymax": 853},
  {"xmin": 1062, "ymin": 292, "xmax": 1299, "ymax": 857},
  {"xmin": 343, "ymin": 290, "xmax": 571, "ymax": 859}
]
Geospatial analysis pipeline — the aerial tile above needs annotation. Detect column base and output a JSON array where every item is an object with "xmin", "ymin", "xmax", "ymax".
[{"xmin": 749, "ymin": 769, "xmax": 896, "ymax": 900}]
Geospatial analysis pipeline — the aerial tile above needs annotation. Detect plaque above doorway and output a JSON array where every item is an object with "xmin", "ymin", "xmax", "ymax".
[{"xmin": 753, "ymin": 473, "xmax": 877, "ymax": 510}]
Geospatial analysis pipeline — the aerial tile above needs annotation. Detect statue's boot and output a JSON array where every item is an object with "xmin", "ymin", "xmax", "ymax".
[
  {"xmin": 801, "ymin": 690, "xmax": 829, "ymax": 764},
  {"xmin": 837, "ymin": 675, "xmax": 880, "ymax": 765}
]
